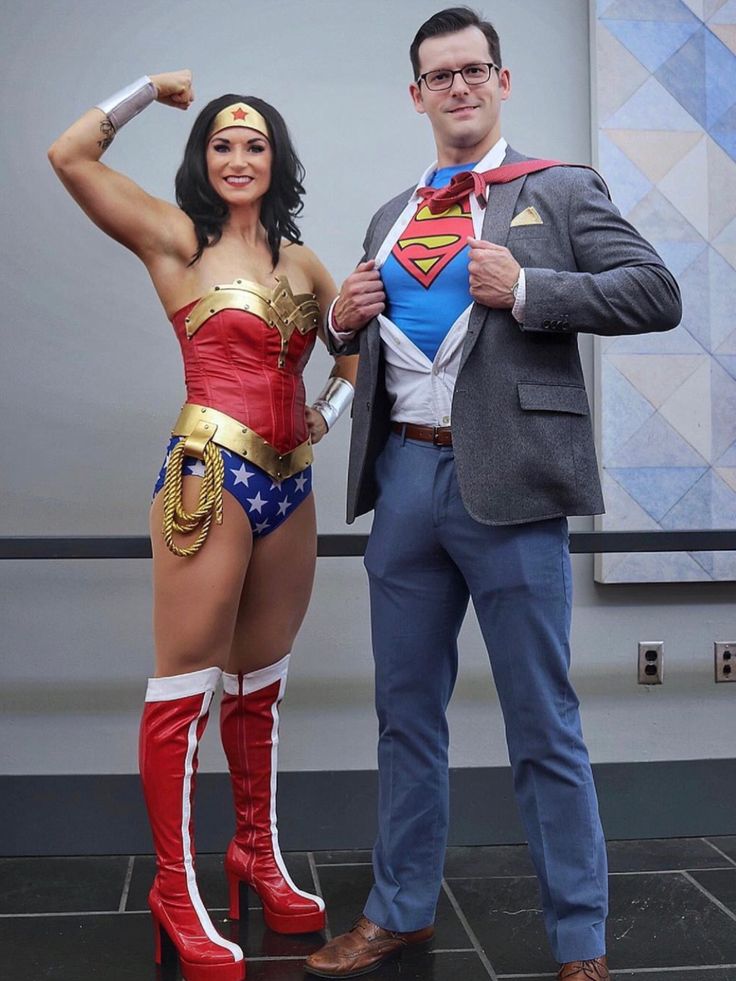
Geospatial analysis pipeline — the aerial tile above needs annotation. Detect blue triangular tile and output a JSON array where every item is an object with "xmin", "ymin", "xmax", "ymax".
[
  {"xmin": 600, "ymin": 471, "xmax": 662, "ymax": 528},
  {"xmin": 598, "ymin": 132, "xmax": 653, "ymax": 215},
  {"xmin": 660, "ymin": 468, "xmax": 736, "ymax": 526},
  {"xmin": 602, "ymin": 0, "xmax": 701, "ymax": 21},
  {"xmin": 604, "ymin": 75, "xmax": 702, "ymax": 129},
  {"xmin": 605, "ymin": 325, "xmax": 705, "ymax": 354},
  {"xmin": 711, "ymin": 103, "xmax": 736, "ymax": 160},
  {"xmin": 717, "ymin": 439, "xmax": 736, "ymax": 465},
  {"xmin": 716, "ymin": 355, "xmax": 736, "ymax": 380},
  {"xmin": 712, "ymin": 360, "xmax": 736, "ymax": 458},
  {"xmin": 656, "ymin": 28, "xmax": 708, "ymax": 127},
  {"xmin": 678, "ymin": 249, "xmax": 712, "ymax": 350},
  {"xmin": 709, "ymin": 0, "xmax": 736, "ymax": 22},
  {"xmin": 709, "ymin": 552, "xmax": 736, "ymax": 580},
  {"xmin": 627, "ymin": 188, "xmax": 705, "ymax": 244},
  {"xmin": 605, "ymin": 19, "xmax": 702, "ymax": 72},
  {"xmin": 706, "ymin": 555, "xmax": 736, "ymax": 581},
  {"xmin": 655, "ymin": 241, "xmax": 708, "ymax": 277},
  {"xmin": 690, "ymin": 549, "xmax": 716, "ymax": 575},
  {"xmin": 661, "ymin": 469, "xmax": 713, "ymax": 526},
  {"xmin": 601, "ymin": 362, "xmax": 656, "ymax": 464},
  {"xmin": 705, "ymin": 28, "xmax": 736, "ymax": 127},
  {"xmin": 609, "ymin": 467, "xmax": 708, "ymax": 519},
  {"xmin": 711, "ymin": 469, "xmax": 736, "ymax": 524},
  {"xmin": 709, "ymin": 248, "xmax": 736, "ymax": 353},
  {"xmin": 608, "ymin": 412, "xmax": 709, "ymax": 467},
  {"xmin": 604, "ymin": 551, "xmax": 711, "ymax": 582}
]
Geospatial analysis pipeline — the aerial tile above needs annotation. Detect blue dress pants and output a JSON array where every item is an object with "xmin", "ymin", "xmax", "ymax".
[{"xmin": 362, "ymin": 433, "xmax": 608, "ymax": 963}]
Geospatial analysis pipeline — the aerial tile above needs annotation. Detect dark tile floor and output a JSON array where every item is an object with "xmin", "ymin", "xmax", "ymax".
[{"xmin": 2, "ymin": 837, "xmax": 736, "ymax": 980}]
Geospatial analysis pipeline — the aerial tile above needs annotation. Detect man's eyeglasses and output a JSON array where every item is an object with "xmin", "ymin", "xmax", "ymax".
[{"xmin": 416, "ymin": 62, "xmax": 498, "ymax": 92}]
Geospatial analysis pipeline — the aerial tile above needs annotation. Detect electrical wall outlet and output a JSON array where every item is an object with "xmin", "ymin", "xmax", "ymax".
[
  {"xmin": 714, "ymin": 642, "xmax": 736, "ymax": 683},
  {"xmin": 638, "ymin": 641, "xmax": 664, "ymax": 685}
]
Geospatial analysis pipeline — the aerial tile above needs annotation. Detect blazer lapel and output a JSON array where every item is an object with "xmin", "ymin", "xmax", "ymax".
[
  {"xmin": 460, "ymin": 146, "xmax": 528, "ymax": 369},
  {"xmin": 365, "ymin": 189, "xmax": 414, "ymax": 261},
  {"xmin": 362, "ymin": 188, "xmax": 415, "ymax": 357}
]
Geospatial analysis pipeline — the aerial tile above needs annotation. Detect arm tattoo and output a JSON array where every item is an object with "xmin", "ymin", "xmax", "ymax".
[{"xmin": 97, "ymin": 118, "xmax": 115, "ymax": 152}]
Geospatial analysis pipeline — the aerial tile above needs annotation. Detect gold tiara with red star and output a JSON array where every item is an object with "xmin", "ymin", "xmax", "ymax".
[{"xmin": 210, "ymin": 102, "xmax": 270, "ymax": 139}]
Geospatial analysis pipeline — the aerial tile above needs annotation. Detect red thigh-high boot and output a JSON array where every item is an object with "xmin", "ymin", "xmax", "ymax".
[
  {"xmin": 139, "ymin": 667, "xmax": 246, "ymax": 981},
  {"xmin": 221, "ymin": 655, "xmax": 325, "ymax": 933}
]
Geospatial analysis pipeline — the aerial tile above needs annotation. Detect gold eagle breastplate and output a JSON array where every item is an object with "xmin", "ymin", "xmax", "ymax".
[{"xmin": 184, "ymin": 276, "xmax": 320, "ymax": 367}]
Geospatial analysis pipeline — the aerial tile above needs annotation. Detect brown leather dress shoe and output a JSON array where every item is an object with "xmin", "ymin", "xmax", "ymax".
[
  {"xmin": 304, "ymin": 914, "xmax": 434, "ymax": 978},
  {"xmin": 558, "ymin": 956, "xmax": 609, "ymax": 980}
]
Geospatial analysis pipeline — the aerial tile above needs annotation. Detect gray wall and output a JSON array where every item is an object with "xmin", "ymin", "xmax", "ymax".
[{"xmin": 1, "ymin": 0, "xmax": 734, "ymax": 780}]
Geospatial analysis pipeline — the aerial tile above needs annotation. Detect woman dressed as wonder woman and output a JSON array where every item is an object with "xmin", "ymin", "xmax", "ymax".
[{"xmin": 49, "ymin": 70, "xmax": 356, "ymax": 981}]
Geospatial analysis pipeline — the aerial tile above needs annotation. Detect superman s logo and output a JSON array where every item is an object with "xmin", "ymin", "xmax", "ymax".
[{"xmin": 392, "ymin": 200, "xmax": 473, "ymax": 288}]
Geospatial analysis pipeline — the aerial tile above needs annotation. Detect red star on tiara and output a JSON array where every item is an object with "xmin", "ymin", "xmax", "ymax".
[{"xmin": 231, "ymin": 107, "xmax": 247, "ymax": 121}]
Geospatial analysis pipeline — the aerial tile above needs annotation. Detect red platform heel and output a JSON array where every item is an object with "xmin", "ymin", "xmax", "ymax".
[
  {"xmin": 140, "ymin": 667, "xmax": 246, "ymax": 979},
  {"xmin": 221, "ymin": 656, "xmax": 325, "ymax": 934}
]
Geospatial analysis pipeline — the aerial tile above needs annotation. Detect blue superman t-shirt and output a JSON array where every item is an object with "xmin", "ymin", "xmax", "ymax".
[{"xmin": 381, "ymin": 162, "xmax": 477, "ymax": 361}]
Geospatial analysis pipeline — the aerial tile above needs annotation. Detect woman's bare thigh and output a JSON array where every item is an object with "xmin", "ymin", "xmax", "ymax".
[
  {"xmin": 150, "ymin": 477, "xmax": 253, "ymax": 677},
  {"xmin": 227, "ymin": 493, "xmax": 317, "ymax": 673}
]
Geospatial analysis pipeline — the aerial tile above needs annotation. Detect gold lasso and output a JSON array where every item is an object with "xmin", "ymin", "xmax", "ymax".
[{"xmin": 161, "ymin": 439, "xmax": 225, "ymax": 557}]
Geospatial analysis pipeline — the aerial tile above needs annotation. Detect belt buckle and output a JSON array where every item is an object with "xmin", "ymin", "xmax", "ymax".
[
  {"xmin": 431, "ymin": 427, "xmax": 442, "ymax": 445},
  {"xmin": 182, "ymin": 419, "xmax": 218, "ymax": 459}
]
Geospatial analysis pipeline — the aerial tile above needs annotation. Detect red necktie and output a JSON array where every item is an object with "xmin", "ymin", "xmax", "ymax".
[{"xmin": 418, "ymin": 159, "xmax": 572, "ymax": 214}]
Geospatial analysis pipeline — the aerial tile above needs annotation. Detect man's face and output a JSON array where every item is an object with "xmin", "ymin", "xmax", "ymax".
[{"xmin": 410, "ymin": 26, "xmax": 511, "ymax": 160}]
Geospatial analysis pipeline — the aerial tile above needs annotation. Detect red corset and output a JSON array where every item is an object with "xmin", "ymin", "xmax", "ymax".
[{"xmin": 170, "ymin": 277, "xmax": 320, "ymax": 454}]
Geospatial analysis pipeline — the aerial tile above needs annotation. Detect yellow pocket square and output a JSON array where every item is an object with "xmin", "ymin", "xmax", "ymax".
[{"xmin": 510, "ymin": 206, "xmax": 543, "ymax": 227}]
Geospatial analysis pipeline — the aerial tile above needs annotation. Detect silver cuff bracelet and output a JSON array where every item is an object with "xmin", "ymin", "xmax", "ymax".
[
  {"xmin": 312, "ymin": 377, "xmax": 355, "ymax": 431},
  {"xmin": 95, "ymin": 76, "xmax": 156, "ymax": 132}
]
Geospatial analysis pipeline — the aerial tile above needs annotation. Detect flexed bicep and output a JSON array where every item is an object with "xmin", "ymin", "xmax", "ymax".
[{"xmin": 48, "ymin": 72, "xmax": 194, "ymax": 260}]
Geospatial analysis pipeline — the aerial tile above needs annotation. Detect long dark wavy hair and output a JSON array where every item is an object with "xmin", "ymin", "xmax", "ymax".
[{"xmin": 175, "ymin": 94, "xmax": 305, "ymax": 268}]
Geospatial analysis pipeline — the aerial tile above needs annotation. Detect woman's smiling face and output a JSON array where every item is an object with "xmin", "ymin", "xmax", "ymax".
[{"xmin": 205, "ymin": 127, "xmax": 273, "ymax": 205}]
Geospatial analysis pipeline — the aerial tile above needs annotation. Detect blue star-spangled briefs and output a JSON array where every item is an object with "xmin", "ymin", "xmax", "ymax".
[{"xmin": 153, "ymin": 436, "xmax": 312, "ymax": 538}]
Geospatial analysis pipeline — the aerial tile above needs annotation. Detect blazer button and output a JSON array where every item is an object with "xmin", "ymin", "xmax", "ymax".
[{"xmin": 543, "ymin": 319, "xmax": 550, "ymax": 327}]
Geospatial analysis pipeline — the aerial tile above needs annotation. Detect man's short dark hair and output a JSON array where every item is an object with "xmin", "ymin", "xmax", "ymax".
[{"xmin": 410, "ymin": 7, "xmax": 502, "ymax": 79}]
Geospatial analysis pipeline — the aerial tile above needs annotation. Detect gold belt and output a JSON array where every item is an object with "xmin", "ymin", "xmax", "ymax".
[
  {"xmin": 171, "ymin": 403, "xmax": 313, "ymax": 482},
  {"xmin": 160, "ymin": 404, "xmax": 312, "ymax": 558}
]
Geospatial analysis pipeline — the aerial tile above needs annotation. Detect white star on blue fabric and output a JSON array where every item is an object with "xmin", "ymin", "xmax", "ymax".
[
  {"xmin": 254, "ymin": 519, "xmax": 270, "ymax": 534},
  {"xmin": 277, "ymin": 496, "xmax": 292, "ymax": 516},
  {"xmin": 187, "ymin": 459, "xmax": 206, "ymax": 477},
  {"xmin": 231, "ymin": 463, "xmax": 255, "ymax": 487},
  {"xmin": 246, "ymin": 491, "xmax": 267, "ymax": 514},
  {"xmin": 294, "ymin": 473, "xmax": 308, "ymax": 493},
  {"xmin": 270, "ymin": 480, "xmax": 281, "ymax": 490}
]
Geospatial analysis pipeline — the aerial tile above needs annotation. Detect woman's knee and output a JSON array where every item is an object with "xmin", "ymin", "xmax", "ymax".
[{"xmin": 153, "ymin": 649, "xmax": 228, "ymax": 677}]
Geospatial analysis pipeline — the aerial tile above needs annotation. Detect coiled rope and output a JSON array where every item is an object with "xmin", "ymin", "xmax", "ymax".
[{"xmin": 161, "ymin": 439, "xmax": 225, "ymax": 557}]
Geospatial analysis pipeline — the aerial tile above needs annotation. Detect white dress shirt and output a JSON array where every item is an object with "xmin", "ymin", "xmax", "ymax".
[{"xmin": 331, "ymin": 137, "xmax": 527, "ymax": 426}]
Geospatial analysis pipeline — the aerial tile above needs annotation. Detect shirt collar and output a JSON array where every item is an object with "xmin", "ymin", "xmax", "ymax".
[
  {"xmin": 412, "ymin": 137, "xmax": 508, "ymax": 200},
  {"xmin": 372, "ymin": 137, "xmax": 508, "ymax": 268}
]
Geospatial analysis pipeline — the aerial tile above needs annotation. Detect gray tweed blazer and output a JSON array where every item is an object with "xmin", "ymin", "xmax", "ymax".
[{"xmin": 336, "ymin": 146, "xmax": 681, "ymax": 525}]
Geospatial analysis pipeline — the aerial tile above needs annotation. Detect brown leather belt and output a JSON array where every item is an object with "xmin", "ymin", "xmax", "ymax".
[{"xmin": 392, "ymin": 422, "xmax": 453, "ymax": 446}]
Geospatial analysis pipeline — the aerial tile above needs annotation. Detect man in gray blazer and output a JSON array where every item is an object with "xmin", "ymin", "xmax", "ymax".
[{"xmin": 306, "ymin": 8, "xmax": 681, "ymax": 981}]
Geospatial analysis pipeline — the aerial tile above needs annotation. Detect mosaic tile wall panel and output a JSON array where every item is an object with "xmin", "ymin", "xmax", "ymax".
[{"xmin": 594, "ymin": 0, "xmax": 736, "ymax": 582}]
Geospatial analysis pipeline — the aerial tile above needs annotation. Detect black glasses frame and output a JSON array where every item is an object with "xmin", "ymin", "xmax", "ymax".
[{"xmin": 416, "ymin": 62, "xmax": 499, "ymax": 91}]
